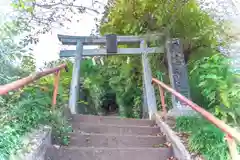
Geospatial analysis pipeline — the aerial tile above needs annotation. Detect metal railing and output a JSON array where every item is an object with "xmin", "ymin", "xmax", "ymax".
[
  {"xmin": 0, "ymin": 64, "xmax": 68, "ymax": 108},
  {"xmin": 152, "ymin": 77, "xmax": 240, "ymax": 160}
]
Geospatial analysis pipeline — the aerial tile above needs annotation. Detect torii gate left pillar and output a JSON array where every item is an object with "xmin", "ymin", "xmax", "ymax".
[{"xmin": 68, "ymin": 41, "xmax": 83, "ymax": 114}]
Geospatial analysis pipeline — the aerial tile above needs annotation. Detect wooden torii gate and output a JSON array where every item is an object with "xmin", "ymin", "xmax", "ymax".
[{"xmin": 58, "ymin": 34, "xmax": 192, "ymax": 118}]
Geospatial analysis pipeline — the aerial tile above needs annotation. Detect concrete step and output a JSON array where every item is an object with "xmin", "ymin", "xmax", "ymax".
[
  {"xmin": 72, "ymin": 122, "xmax": 161, "ymax": 136},
  {"xmin": 69, "ymin": 133, "xmax": 166, "ymax": 148},
  {"xmin": 45, "ymin": 147, "xmax": 173, "ymax": 160},
  {"xmin": 71, "ymin": 114, "xmax": 155, "ymax": 126}
]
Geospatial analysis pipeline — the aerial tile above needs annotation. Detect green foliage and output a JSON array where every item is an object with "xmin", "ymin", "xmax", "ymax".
[
  {"xmin": 0, "ymin": 79, "xmax": 72, "ymax": 159},
  {"xmin": 0, "ymin": 18, "xmax": 33, "ymax": 84},
  {"xmin": 176, "ymin": 116, "xmax": 229, "ymax": 160},
  {"xmin": 0, "ymin": 5, "xmax": 73, "ymax": 160},
  {"xmin": 189, "ymin": 125, "xmax": 228, "ymax": 160},
  {"xmin": 107, "ymin": 56, "xmax": 143, "ymax": 118},
  {"xmin": 81, "ymin": 59, "xmax": 108, "ymax": 114},
  {"xmin": 175, "ymin": 116, "xmax": 207, "ymax": 132},
  {"xmin": 100, "ymin": 0, "xmax": 226, "ymax": 50},
  {"xmin": 95, "ymin": 0, "xmax": 228, "ymax": 118},
  {"xmin": 80, "ymin": 57, "xmax": 142, "ymax": 118},
  {"xmin": 0, "ymin": 34, "xmax": 72, "ymax": 159},
  {"xmin": 186, "ymin": 54, "xmax": 240, "ymax": 158},
  {"xmin": 49, "ymin": 110, "xmax": 72, "ymax": 145},
  {"xmin": 190, "ymin": 54, "xmax": 240, "ymax": 124}
]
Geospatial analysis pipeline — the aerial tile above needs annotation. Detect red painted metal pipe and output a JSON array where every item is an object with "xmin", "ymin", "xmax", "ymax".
[
  {"xmin": 158, "ymin": 85, "xmax": 167, "ymax": 118},
  {"xmin": 226, "ymin": 135, "xmax": 239, "ymax": 160},
  {"xmin": 52, "ymin": 70, "xmax": 61, "ymax": 108},
  {"xmin": 0, "ymin": 64, "xmax": 67, "ymax": 95},
  {"xmin": 152, "ymin": 78, "xmax": 240, "ymax": 143}
]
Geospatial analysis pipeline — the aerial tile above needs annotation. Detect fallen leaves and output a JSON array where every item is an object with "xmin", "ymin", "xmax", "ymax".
[
  {"xmin": 150, "ymin": 132, "xmax": 164, "ymax": 136},
  {"xmin": 152, "ymin": 142, "xmax": 172, "ymax": 148},
  {"xmin": 163, "ymin": 142, "xmax": 172, "ymax": 147},
  {"xmin": 165, "ymin": 117, "xmax": 205, "ymax": 160},
  {"xmin": 152, "ymin": 144, "xmax": 164, "ymax": 148},
  {"xmin": 167, "ymin": 156, "xmax": 178, "ymax": 160}
]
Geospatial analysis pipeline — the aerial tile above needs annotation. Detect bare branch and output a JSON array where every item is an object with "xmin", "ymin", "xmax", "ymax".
[{"xmin": 34, "ymin": 2, "xmax": 99, "ymax": 14}]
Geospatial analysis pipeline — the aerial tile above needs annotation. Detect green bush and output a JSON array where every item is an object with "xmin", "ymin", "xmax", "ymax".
[
  {"xmin": 0, "ymin": 74, "xmax": 72, "ymax": 159},
  {"xmin": 80, "ymin": 57, "xmax": 142, "ymax": 118},
  {"xmin": 190, "ymin": 54, "xmax": 240, "ymax": 125},
  {"xmin": 189, "ymin": 124, "xmax": 228, "ymax": 160},
  {"xmin": 175, "ymin": 116, "xmax": 230, "ymax": 160},
  {"xmin": 175, "ymin": 116, "xmax": 206, "ymax": 132}
]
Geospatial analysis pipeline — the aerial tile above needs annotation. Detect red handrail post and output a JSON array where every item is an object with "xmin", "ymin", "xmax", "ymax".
[
  {"xmin": 52, "ymin": 70, "xmax": 61, "ymax": 109},
  {"xmin": 152, "ymin": 78, "xmax": 240, "ymax": 143},
  {"xmin": 158, "ymin": 85, "xmax": 167, "ymax": 119},
  {"xmin": 0, "ymin": 64, "xmax": 67, "ymax": 95},
  {"xmin": 226, "ymin": 135, "xmax": 239, "ymax": 160},
  {"xmin": 152, "ymin": 77, "xmax": 240, "ymax": 159}
]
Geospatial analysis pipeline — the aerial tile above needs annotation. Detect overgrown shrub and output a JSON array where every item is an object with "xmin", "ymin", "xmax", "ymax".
[
  {"xmin": 189, "ymin": 125, "xmax": 228, "ymax": 160},
  {"xmin": 175, "ymin": 116, "xmax": 230, "ymax": 160},
  {"xmin": 0, "ymin": 73, "xmax": 72, "ymax": 159},
  {"xmin": 80, "ymin": 57, "xmax": 142, "ymax": 118},
  {"xmin": 81, "ymin": 59, "xmax": 109, "ymax": 114},
  {"xmin": 190, "ymin": 54, "xmax": 240, "ymax": 125},
  {"xmin": 0, "ymin": 11, "xmax": 73, "ymax": 160}
]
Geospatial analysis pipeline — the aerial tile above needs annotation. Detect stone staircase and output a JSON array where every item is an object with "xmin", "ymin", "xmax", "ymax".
[{"xmin": 45, "ymin": 114, "xmax": 175, "ymax": 160}]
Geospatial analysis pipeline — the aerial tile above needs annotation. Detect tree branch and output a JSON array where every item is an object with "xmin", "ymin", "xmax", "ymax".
[{"xmin": 34, "ymin": 2, "xmax": 99, "ymax": 14}]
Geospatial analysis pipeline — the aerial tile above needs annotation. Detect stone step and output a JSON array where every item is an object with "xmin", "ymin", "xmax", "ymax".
[
  {"xmin": 69, "ymin": 133, "xmax": 166, "ymax": 148},
  {"xmin": 71, "ymin": 114, "xmax": 155, "ymax": 126},
  {"xmin": 72, "ymin": 122, "xmax": 161, "ymax": 136},
  {"xmin": 45, "ymin": 147, "xmax": 173, "ymax": 160}
]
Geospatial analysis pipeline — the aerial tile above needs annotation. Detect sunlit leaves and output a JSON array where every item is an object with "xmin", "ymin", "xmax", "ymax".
[
  {"xmin": 0, "ymin": 18, "xmax": 34, "ymax": 84},
  {"xmin": 0, "ymin": 63, "xmax": 72, "ymax": 159},
  {"xmin": 190, "ymin": 54, "xmax": 240, "ymax": 124}
]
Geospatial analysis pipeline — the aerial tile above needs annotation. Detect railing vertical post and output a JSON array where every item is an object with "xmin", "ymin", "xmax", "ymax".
[
  {"xmin": 226, "ymin": 135, "xmax": 239, "ymax": 160},
  {"xmin": 69, "ymin": 41, "xmax": 83, "ymax": 114},
  {"xmin": 52, "ymin": 70, "xmax": 60, "ymax": 108},
  {"xmin": 158, "ymin": 85, "xmax": 167, "ymax": 119},
  {"xmin": 141, "ymin": 40, "xmax": 157, "ymax": 119}
]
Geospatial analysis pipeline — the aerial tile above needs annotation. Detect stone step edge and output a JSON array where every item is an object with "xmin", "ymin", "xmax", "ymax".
[
  {"xmin": 51, "ymin": 146, "xmax": 171, "ymax": 150},
  {"xmin": 73, "ymin": 114, "xmax": 154, "ymax": 122},
  {"xmin": 72, "ymin": 122, "xmax": 159, "ymax": 129},
  {"xmin": 69, "ymin": 132, "xmax": 164, "ymax": 138}
]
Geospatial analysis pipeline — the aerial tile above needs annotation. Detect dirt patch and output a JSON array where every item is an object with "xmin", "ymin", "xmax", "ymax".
[{"xmin": 165, "ymin": 116, "xmax": 205, "ymax": 160}]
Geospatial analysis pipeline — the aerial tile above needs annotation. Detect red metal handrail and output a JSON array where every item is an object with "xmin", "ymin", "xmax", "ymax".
[
  {"xmin": 0, "ymin": 64, "xmax": 68, "ymax": 108},
  {"xmin": 152, "ymin": 77, "xmax": 240, "ymax": 160}
]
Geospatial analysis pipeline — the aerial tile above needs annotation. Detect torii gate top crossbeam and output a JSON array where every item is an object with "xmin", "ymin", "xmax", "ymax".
[
  {"xmin": 58, "ymin": 34, "xmax": 164, "ymax": 45},
  {"xmin": 58, "ymin": 34, "xmax": 164, "ymax": 57}
]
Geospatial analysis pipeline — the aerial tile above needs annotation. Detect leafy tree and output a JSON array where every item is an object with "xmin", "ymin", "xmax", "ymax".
[
  {"xmin": 190, "ymin": 54, "xmax": 240, "ymax": 125},
  {"xmin": 100, "ymin": 0, "xmax": 228, "ymax": 62},
  {"xmin": 0, "ymin": 17, "xmax": 34, "ymax": 84},
  {"xmin": 0, "ymin": 21, "xmax": 71, "ymax": 159},
  {"xmin": 81, "ymin": 0, "xmax": 230, "ymax": 118},
  {"xmin": 11, "ymin": 0, "xmax": 100, "ymax": 42}
]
